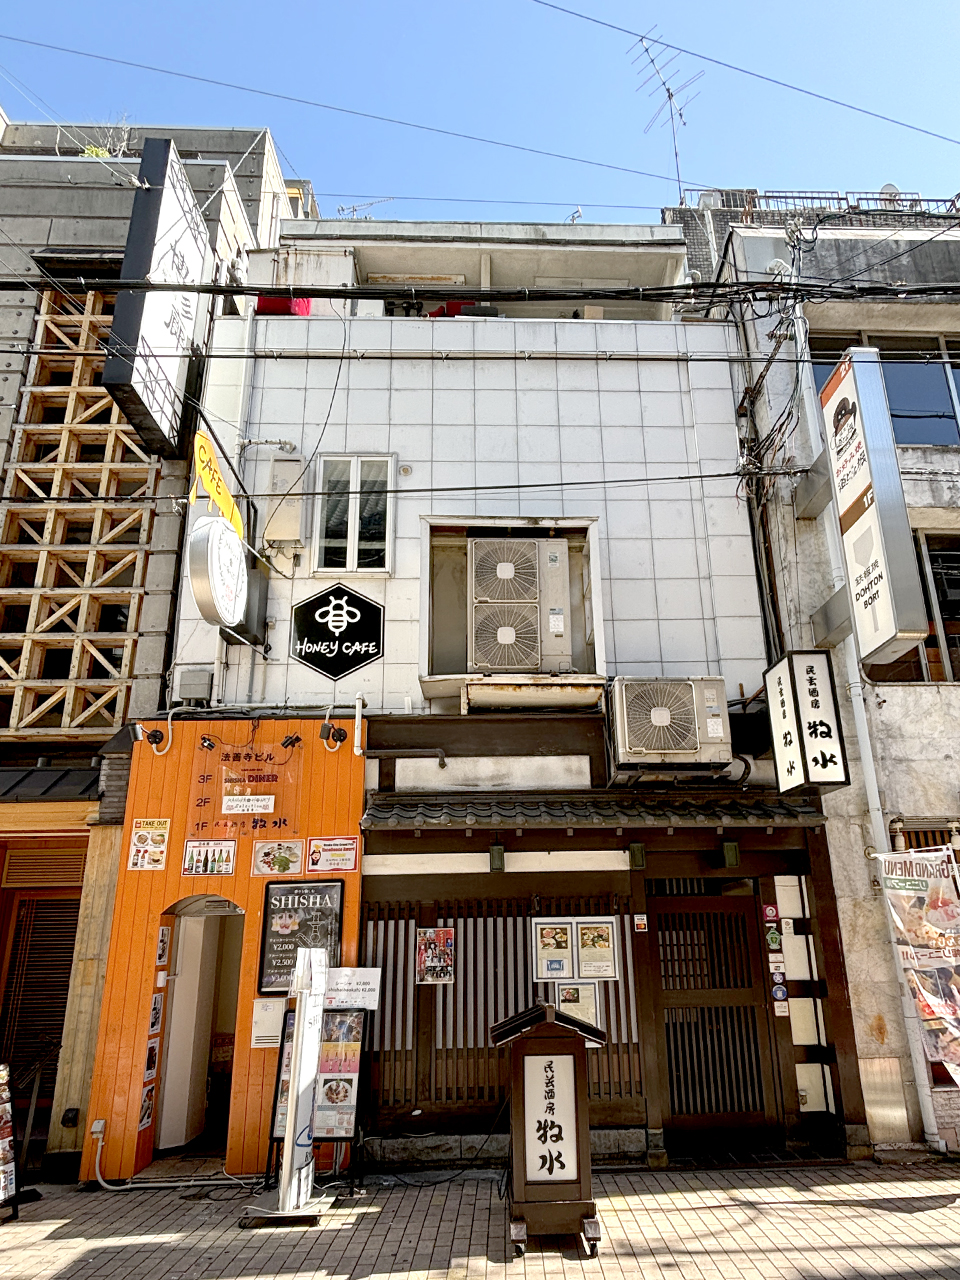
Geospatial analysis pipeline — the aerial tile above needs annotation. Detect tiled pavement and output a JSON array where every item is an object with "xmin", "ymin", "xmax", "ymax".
[{"xmin": 4, "ymin": 1163, "xmax": 960, "ymax": 1280}]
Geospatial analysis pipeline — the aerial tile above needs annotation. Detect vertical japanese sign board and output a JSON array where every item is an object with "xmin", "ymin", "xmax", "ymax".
[
  {"xmin": 103, "ymin": 137, "xmax": 208, "ymax": 457},
  {"xmin": 820, "ymin": 348, "xmax": 927, "ymax": 665},
  {"xmin": 764, "ymin": 651, "xmax": 849, "ymax": 792},
  {"xmin": 493, "ymin": 1006, "xmax": 602, "ymax": 1246},
  {"xmin": 524, "ymin": 1056, "xmax": 578, "ymax": 1182}
]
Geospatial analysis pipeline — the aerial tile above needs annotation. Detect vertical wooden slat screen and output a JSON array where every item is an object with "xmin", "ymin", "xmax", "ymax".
[{"xmin": 360, "ymin": 892, "xmax": 644, "ymax": 1130}]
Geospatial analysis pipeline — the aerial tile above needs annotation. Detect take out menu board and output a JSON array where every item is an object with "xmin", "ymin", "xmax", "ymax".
[{"xmin": 0, "ymin": 1063, "xmax": 14, "ymax": 1204}]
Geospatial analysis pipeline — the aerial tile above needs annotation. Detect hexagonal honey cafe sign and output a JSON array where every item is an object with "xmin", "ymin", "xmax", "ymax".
[{"xmin": 291, "ymin": 584, "xmax": 384, "ymax": 680}]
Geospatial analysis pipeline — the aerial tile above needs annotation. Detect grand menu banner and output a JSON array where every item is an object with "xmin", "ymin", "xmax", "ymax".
[{"xmin": 881, "ymin": 845, "xmax": 960, "ymax": 1079}]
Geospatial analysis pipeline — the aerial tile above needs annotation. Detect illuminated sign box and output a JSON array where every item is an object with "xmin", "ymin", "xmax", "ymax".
[{"xmin": 764, "ymin": 650, "xmax": 849, "ymax": 793}]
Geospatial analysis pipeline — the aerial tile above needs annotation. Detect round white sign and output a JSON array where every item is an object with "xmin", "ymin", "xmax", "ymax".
[{"xmin": 188, "ymin": 516, "xmax": 248, "ymax": 629}]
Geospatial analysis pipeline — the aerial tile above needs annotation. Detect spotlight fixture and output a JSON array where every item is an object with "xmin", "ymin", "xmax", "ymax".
[
  {"xmin": 199, "ymin": 735, "xmax": 217, "ymax": 751},
  {"xmin": 280, "ymin": 734, "xmax": 302, "ymax": 750}
]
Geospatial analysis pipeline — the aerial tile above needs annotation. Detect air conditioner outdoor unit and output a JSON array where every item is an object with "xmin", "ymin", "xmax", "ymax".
[
  {"xmin": 610, "ymin": 676, "xmax": 732, "ymax": 769},
  {"xmin": 467, "ymin": 538, "xmax": 572, "ymax": 674}
]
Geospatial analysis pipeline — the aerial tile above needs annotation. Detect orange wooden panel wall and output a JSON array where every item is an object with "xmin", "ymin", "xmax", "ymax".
[{"xmin": 80, "ymin": 717, "xmax": 365, "ymax": 1180}]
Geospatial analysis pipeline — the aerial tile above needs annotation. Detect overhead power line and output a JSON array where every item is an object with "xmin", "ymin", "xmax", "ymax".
[
  {"xmin": 17, "ymin": 275, "xmax": 960, "ymax": 305},
  {"xmin": 528, "ymin": 0, "xmax": 960, "ymax": 151},
  {"xmin": 0, "ymin": 31, "xmax": 712, "ymax": 188},
  {"xmin": 0, "ymin": 467, "xmax": 804, "ymax": 507}
]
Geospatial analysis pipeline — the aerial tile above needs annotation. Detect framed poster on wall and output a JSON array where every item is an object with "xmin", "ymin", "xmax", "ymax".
[
  {"xmin": 532, "ymin": 920, "xmax": 575, "ymax": 981},
  {"xmin": 556, "ymin": 981, "xmax": 599, "ymax": 1028},
  {"xmin": 574, "ymin": 917, "xmax": 620, "ymax": 980},
  {"xmin": 258, "ymin": 880, "xmax": 343, "ymax": 994},
  {"xmin": 416, "ymin": 927, "xmax": 455, "ymax": 984}
]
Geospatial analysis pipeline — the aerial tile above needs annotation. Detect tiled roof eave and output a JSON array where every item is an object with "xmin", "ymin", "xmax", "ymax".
[{"xmin": 360, "ymin": 790, "xmax": 823, "ymax": 830}]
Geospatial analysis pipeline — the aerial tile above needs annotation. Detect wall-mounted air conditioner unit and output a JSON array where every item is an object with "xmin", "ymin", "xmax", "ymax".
[
  {"xmin": 610, "ymin": 676, "xmax": 731, "ymax": 770},
  {"xmin": 467, "ymin": 538, "xmax": 572, "ymax": 674}
]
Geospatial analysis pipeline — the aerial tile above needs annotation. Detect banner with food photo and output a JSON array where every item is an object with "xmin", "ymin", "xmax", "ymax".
[
  {"xmin": 128, "ymin": 818, "xmax": 170, "ymax": 870},
  {"xmin": 881, "ymin": 845, "xmax": 960, "ymax": 1078}
]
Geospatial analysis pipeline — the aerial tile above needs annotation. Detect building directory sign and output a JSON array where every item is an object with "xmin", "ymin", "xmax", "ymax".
[
  {"xmin": 103, "ymin": 138, "xmax": 207, "ymax": 456},
  {"xmin": 764, "ymin": 650, "xmax": 849, "ymax": 792},
  {"xmin": 259, "ymin": 880, "xmax": 343, "ymax": 994},
  {"xmin": 820, "ymin": 349, "xmax": 927, "ymax": 665}
]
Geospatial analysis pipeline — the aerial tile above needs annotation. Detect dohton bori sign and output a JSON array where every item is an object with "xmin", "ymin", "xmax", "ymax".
[
  {"xmin": 821, "ymin": 349, "xmax": 926, "ymax": 665},
  {"xmin": 291, "ymin": 584, "xmax": 384, "ymax": 680}
]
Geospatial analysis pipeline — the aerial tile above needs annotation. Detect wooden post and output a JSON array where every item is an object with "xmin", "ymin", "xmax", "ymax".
[{"xmin": 630, "ymin": 870, "xmax": 668, "ymax": 1168}]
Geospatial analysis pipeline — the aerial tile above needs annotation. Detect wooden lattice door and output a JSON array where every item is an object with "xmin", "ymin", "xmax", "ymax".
[{"xmin": 647, "ymin": 884, "xmax": 781, "ymax": 1142}]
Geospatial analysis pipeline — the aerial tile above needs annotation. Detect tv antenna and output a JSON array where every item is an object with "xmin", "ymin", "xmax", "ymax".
[
  {"xmin": 629, "ymin": 29, "xmax": 704, "ymax": 206},
  {"xmin": 336, "ymin": 196, "xmax": 395, "ymax": 219}
]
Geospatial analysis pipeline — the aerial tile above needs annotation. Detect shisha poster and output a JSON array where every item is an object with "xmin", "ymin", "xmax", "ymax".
[
  {"xmin": 881, "ymin": 845, "xmax": 960, "ymax": 1078},
  {"xmin": 258, "ymin": 880, "xmax": 343, "ymax": 994}
]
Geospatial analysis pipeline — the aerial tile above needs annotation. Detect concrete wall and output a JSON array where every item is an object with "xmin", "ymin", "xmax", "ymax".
[{"xmin": 173, "ymin": 312, "xmax": 768, "ymax": 711}]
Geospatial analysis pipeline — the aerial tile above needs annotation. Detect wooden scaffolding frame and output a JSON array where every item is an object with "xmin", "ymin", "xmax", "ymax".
[{"xmin": 0, "ymin": 288, "xmax": 163, "ymax": 740}]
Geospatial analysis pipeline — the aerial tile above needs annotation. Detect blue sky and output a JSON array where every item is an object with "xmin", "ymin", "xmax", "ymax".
[{"xmin": 0, "ymin": 0, "xmax": 958, "ymax": 222}]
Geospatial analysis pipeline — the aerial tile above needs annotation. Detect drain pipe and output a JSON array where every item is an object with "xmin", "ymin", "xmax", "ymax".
[{"xmin": 844, "ymin": 638, "xmax": 943, "ymax": 1150}]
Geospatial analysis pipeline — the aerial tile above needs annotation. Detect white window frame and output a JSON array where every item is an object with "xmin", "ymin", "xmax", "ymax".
[{"xmin": 312, "ymin": 454, "xmax": 395, "ymax": 577}]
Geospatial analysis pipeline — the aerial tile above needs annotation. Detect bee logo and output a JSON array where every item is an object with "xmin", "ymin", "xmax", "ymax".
[{"xmin": 315, "ymin": 594, "xmax": 361, "ymax": 635}]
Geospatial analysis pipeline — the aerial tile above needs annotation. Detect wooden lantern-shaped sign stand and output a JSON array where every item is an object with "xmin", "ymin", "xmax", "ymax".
[{"xmin": 491, "ymin": 1004, "xmax": 606, "ymax": 1258}]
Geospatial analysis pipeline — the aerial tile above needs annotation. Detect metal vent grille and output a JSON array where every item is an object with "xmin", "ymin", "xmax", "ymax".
[
  {"xmin": 3, "ymin": 848, "xmax": 86, "ymax": 888},
  {"xmin": 471, "ymin": 603, "xmax": 540, "ymax": 669},
  {"xmin": 471, "ymin": 540, "xmax": 539, "ymax": 602},
  {"xmin": 623, "ymin": 681, "xmax": 699, "ymax": 754}
]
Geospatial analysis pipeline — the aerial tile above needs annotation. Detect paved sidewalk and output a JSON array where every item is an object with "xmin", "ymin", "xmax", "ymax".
[{"xmin": 3, "ymin": 1163, "xmax": 960, "ymax": 1280}]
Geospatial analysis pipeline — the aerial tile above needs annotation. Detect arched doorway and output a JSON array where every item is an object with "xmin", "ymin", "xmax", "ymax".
[{"xmin": 154, "ymin": 895, "xmax": 245, "ymax": 1157}]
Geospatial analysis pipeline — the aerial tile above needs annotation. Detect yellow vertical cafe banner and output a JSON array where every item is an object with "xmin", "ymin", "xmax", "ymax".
[{"xmin": 189, "ymin": 430, "xmax": 244, "ymax": 539}]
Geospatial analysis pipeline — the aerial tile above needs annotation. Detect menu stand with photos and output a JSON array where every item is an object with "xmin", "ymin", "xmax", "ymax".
[
  {"xmin": 259, "ymin": 967, "xmax": 381, "ymax": 1205},
  {"xmin": 0, "ymin": 1063, "xmax": 18, "ymax": 1221},
  {"xmin": 491, "ymin": 1004, "xmax": 606, "ymax": 1257}
]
